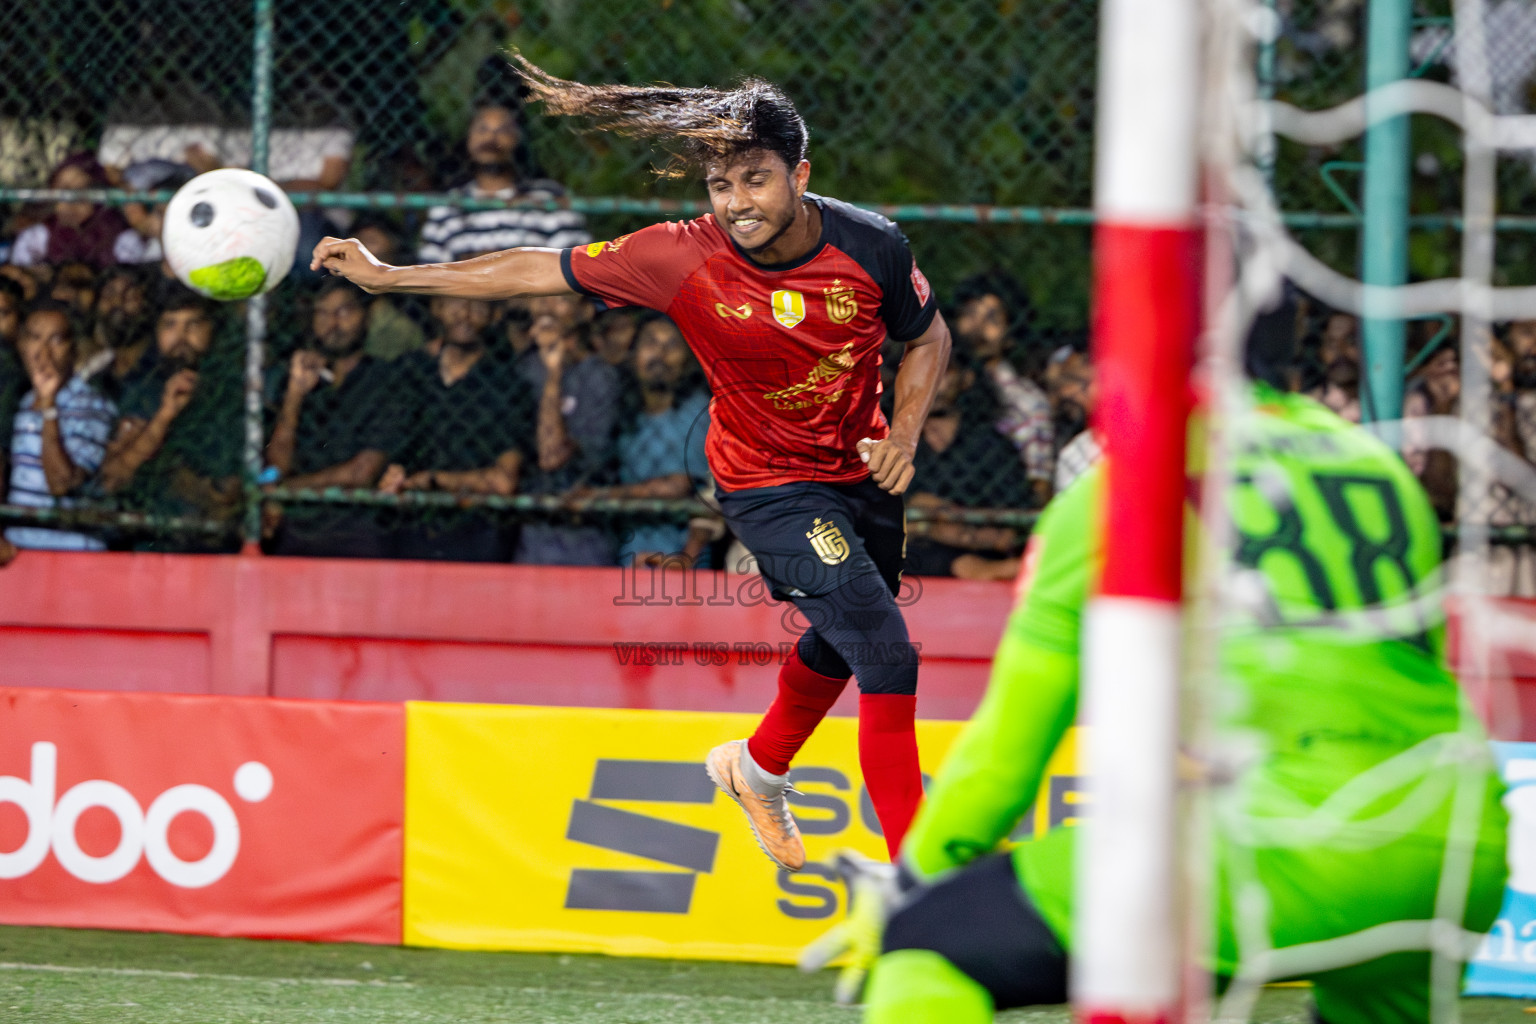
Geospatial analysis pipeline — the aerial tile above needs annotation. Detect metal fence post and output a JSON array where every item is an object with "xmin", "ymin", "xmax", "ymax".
[
  {"xmin": 1360, "ymin": 0, "xmax": 1411, "ymax": 423},
  {"xmin": 242, "ymin": 0, "xmax": 275, "ymax": 550}
]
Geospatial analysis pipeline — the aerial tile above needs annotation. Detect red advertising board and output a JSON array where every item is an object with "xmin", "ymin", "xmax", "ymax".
[{"xmin": 0, "ymin": 687, "xmax": 403, "ymax": 943}]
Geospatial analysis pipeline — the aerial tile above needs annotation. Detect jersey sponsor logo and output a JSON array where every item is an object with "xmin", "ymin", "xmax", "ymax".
[
  {"xmin": 715, "ymin": 301, "xmax": 753, "ymax": 320},
  {"xmin": 761, "ymin": 342, "xmax": 856, "ymax": 410},
  {"xmin": 806, "ymin": 517, "xmax": 850, "ymax": 565},
  {"xmin": 608, "ymin": 233, "xmax": 632, "ymax": 252},
  {"xmin": 910, "ymin": 262, "xmax": 932, "ymax": 305},
  {"xmin": 771, "ymin": 289, "xmax": 805, "ymax": 328},
  {"xmin": 823, "ymin": 279, "xmax": 858, "ymax": 325},
  {"xmin": 585, "ymin": 241, "xmax": 609, "ymax": 257}
]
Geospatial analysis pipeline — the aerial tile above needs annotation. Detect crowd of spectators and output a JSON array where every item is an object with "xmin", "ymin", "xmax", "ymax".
[
  {"xmin": 0, "ymin": 250, "xmax": 1095, "ymax": 578},
  {"xmin": 3, "ymin": 101, "xmax": 1535, "ymax": 587}
]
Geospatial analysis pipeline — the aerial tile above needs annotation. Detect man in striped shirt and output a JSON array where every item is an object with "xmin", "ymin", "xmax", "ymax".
[
  {"xmin": 1045, "ymin": 345, "xmax": 1100, "ymax": 494},
  {"xmin": 416, "ymin": 104, "xmax": 590, "ymax": 264},
  {"xmin": 952, "ymin": 275, "xmax": 1054, "ymax": 507},
  {"xmin": 5, "ymin": 299, "xmax": 116, "ymax": 551}
]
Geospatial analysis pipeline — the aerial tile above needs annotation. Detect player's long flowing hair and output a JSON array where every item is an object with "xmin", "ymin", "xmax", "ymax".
[{"xmin": 509, "ymin": 53, "xmax": 808, "ymax": 177}]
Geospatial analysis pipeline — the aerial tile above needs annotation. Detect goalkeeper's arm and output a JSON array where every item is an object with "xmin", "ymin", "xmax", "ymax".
[
  {"xmin": 800, "ymin": 478, "xmax": 1094, "ymax": 1003},
  {"xmin": 901, "ymin": 474, "xmax": 1095, "ymax": 882},
  {"xmin": 902, "ymin": 630, "xmax": 1078, "ymax": 880}
]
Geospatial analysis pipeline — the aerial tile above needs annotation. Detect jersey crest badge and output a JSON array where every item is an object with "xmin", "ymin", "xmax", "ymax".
[
  {"xmin": 585, "ymin": 241, "xmax": 608, "ymax": 258},
  {"xmin": 771, "ymin": 290, "xmax": 805, "ymax": 328},
  {"xmin": 806, "ymin": 517, "xmax": 850, "ymax": 565},
  {"xmin": 823, "ymin": 279, "xmax": 858, "ymax": 325},
  {"xmin": 715, "ymin": 302, "xmax": 753, "ymax": 320}
]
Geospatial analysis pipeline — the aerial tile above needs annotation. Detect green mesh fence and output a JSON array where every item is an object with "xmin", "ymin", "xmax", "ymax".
[{"xmin": 0, "ymin": 0, "xmax": 1533, "ymax": 572}]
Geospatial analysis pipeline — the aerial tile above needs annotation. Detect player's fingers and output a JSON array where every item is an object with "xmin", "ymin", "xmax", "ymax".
[
  {"xmin": 309, "ymin": 239, "xmax": 336, "ymax": 270},
  {"xmin": 867, "ymin": 443, "xmax": 897, "ymax": 481},
  {"xmin": 882, "ymin": 462, "xmax": 915, "ymax": 495},
  {"xmin": 867, "ymin": 448, "xmax": 897, "ymax": 486},
  {"xmin": 833, "ymin": 963, "xmax": 868, "ymax": 1006},
  {"xmin": 796, "ymin": 922, "xmax": 851, "ymax": 973},
  {"xmin": 309, "ymin": 237, "xmax": 353, "ymax": 271},
  {"xmin": 866, "ymin": 454, "xmax": 885, "ymax": 483}
]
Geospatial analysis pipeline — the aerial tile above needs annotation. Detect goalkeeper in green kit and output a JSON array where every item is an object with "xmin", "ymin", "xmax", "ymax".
[{"xmin": 805, "ymin": 295, "xmax": 1510, "ymax": 1024}]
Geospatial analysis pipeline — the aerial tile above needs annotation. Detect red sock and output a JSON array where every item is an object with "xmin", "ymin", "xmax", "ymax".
[
  {"xmin": 859, "ymin": 693, "xmax": 923, "ymax": 859},
  {"xmin": 746, "ymin": 649, "xmax": 849, "ymax": 775}
]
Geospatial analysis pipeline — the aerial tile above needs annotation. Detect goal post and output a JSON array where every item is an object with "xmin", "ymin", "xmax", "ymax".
[{"xmin": 1075, "ymin": 0, "xmax": 1204, "ymax": 1021}]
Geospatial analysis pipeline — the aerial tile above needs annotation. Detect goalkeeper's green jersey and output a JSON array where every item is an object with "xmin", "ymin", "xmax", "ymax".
[{"xmin": 904, "ymin": 384, "xmax": 1508, "ymax": 976}]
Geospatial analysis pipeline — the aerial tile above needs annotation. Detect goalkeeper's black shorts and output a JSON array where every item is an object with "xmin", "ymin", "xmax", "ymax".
[{"xmin": 882, "ymin": 852, "xmax": 1069, "ymax": 1009}]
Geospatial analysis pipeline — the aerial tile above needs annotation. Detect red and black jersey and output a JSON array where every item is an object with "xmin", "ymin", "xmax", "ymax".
[{"xmin": 559, "ymin": 194, "xmax": 937, "ymax": 491}]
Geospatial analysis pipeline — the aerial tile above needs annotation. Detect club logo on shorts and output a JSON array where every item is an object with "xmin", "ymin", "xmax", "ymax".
[
  {"xmin": 771, "ymin": 290, "xmax": 805, "ymax": 329},
  {"xmin": 806, "ymin": 517, "xmax": 850, "ymax": 565},
  {"xmin": 715, "ymin": 302, "xmax": 753, "ymax": 320},
  {"xmin": 586, "ymin": 241, "xmax": 609, "ymax": 257},
  {"xmin": 823, "ymin": 279, "xmax": 858, "ymax": 325}
]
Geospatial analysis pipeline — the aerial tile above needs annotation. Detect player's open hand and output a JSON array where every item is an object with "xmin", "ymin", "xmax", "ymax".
[
  {"xmin": 310, "ymin": 237, "xmax": 392, "ymax": 293},
  {"xmin": 858, "ymin": 437, "xmax": 916, "ymax": 495}
]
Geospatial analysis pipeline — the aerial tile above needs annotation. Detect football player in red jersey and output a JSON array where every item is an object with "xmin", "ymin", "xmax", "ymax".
[{"xmin": 312, "ymin": 57, "xmax": 952, "ymax": 871}]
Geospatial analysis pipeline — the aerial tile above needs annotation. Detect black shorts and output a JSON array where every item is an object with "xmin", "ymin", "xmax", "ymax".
[
  {"xmin": 717, "ymin": 477, "xmax": 905, "ymax": 600},
  {"xmin": 883, "ymin": 852, "xmax": 1069, "ymax": 1010}
]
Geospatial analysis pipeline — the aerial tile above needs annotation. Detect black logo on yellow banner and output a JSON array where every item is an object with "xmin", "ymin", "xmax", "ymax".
[
  {"xmin": 563, "ymin": 759, "xmax": 1082, "ymax": 919},
  {"xmin": 564, "ymin": 760, "xmax": 720, "ymax": 914}
]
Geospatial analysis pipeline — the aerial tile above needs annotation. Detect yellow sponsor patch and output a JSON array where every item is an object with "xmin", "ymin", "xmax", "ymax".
[
  {"xmin": 586, "ymin": 241, "xmax": 609, "ymax": 257},
  {"xmin": 403, "ymin": 702, "xmax": 1078, "ymax": 963}
]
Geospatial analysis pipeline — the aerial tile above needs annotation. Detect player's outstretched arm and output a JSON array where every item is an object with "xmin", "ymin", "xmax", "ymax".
[{"xmin": 310, "ymin": 237, "xmax": 575, "ymax": 300}]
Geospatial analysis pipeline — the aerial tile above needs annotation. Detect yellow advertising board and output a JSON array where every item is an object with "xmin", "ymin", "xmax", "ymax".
[{"xmin": 404, "ymin": 703, "xmax": 1078, "ymax": 963}]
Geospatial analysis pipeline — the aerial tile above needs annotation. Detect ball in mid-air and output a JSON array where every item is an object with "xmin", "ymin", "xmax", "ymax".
[{"xmin": 162, "ymin": 168, "xmax": 299, "ymax": 301}]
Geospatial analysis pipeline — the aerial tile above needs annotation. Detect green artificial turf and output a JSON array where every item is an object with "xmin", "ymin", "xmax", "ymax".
[{"xmin": 0, "ymin": 925, "xmax": 1529, "ymax": 1023}]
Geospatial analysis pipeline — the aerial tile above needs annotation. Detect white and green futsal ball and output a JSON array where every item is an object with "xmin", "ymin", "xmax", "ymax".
[{"xmin": 163, "ymin": 168, "xmax": 299, "ymax": 301}]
